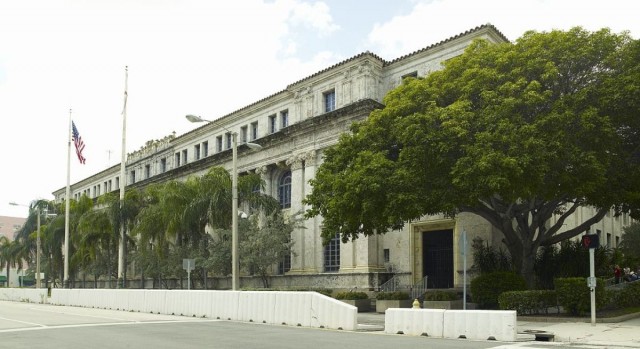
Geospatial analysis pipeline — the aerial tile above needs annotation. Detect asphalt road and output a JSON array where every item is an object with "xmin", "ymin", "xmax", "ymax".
[{"xmin": 0, "ymin": 301, "xmax": 610, "ymax": 349}]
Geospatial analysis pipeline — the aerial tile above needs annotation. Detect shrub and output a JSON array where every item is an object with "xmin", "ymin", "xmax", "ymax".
[
  {"xmin": 555, "ymin": 277, "xmax": 607, "ymax": 316},
  {"xmin": 471, "ymin": 237, "xmax": 513, "ymax": 273},
  {"xmin": 470, "ymin": 271, "xmax": 527, "ymax": 309},
  {"xmin": 498, "ymin": 290, "xmax": 557, "ymax": 315},
  {"xmin": 608, "ymin": 281, "xmax": 640, "ymax": 308},
  {"xmin": 376, "ymin": 291, "xmax": 410, "ymax": 300},
  {"xmin": 335, "ymin": 291, "xmax": 369, "ymax": 300},
  {"xmin": 423, "ymin": 290, "xmax": 459, "ymax": 301}
]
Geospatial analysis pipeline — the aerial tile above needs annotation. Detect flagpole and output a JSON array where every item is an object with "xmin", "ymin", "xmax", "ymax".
[
  {"xmin": 117, "ymin": 66, "xmax": 128, "ymax": 289},
  {"xmin": 64, "ymin": 108, "xmax": 72, "ymax": 289}
]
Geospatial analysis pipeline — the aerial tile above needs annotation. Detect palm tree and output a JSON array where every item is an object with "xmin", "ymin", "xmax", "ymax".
[
  {"xmin": 75, "ymin": 207, "xmax": 115, "ymax": 287},
  {"xmin": 0, "ymin": 237, "xmax": 29, "ymax": 287}
]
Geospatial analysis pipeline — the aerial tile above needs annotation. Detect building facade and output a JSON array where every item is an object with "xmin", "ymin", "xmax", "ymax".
[
  {"xmin": 52, "ymin": 25, "xmax": 633, "ymax": 291},
  {"xmin": 0, "ymin": 215, "xmax": 27, "ymax": 287}
]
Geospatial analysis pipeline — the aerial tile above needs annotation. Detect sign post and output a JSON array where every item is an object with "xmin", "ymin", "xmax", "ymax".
[
  {"xmin": 582, "ymin": 234, "xmax": 599, "ymax": 326},
  {"xmin": 183, "ymin": 258, "xmax": 195, "ymax": 290},
  {"xmin": 459, "ymin": 229, "xmax": 468, "ymax": 310}
]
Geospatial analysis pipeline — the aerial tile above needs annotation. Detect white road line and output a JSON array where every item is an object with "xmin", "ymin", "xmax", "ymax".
[
  {"xmin": 0, "ymin": 319, "xmax": 221, "ymax": 333},
  {"xmin": 27, "ymin": 306, "xmax": 142, "ymax": 322},
  {"xmin": 0, "ymin": 316, "xmax": 46, "ymax": 327}
]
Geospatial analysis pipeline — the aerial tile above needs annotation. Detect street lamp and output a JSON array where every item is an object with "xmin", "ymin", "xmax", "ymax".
[{"xmin": 186, "ymin": 114, "xmax": 262, "ymax": 290}]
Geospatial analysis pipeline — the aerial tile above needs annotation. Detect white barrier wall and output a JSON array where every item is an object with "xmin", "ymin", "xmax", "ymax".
[
  {"xmin": 385, "ymin": 308, "xmax": 445, "ymax": 337},
  {"xmin": 0, "ymin": 288, "xmax": 48, "ymax": 303},
  {"xmin": 44, "ymin": 289, "xmax": 356, "ymax": 331},
  {"xmin": 443, "ymin": 310, "xmax": 516, "ymax": 341},
  {"xmin": 385, "ymin": 308, "xmax": 517, "ymax": 341}
]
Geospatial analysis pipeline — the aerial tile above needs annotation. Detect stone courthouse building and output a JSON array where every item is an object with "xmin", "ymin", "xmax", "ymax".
[{"xmin": 52, "ymin": 25, "xmax": 633, "ymax": 291}]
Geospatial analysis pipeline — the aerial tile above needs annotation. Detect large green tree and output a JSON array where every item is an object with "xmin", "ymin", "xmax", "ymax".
[{"xmin": 305, "ymin": 27, "xmax": 640, "ymax": 286}]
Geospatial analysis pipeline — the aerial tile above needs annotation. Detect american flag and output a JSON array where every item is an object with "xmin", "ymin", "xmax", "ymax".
[{"xmin": 72, "ymin": 121, "xmax": 86, "ymax": 164}]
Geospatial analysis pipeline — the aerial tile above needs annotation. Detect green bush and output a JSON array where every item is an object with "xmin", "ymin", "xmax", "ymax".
[
  {"xmin": 555, "ymin": 277, "xmax": 607, "ymax": 316},
  {"xmin": 335, "ymin": 291, "xmax": 369, "ymax": 300},
  {"xmin": 376, "ymin": 291, "xmax": 410, "ymax": 300},
  {"xmin": 498, "ymin": 290, "xmax": 557, "ymax": 315},
  {"xmin": 608, "ymin": 282, "xmax": 640, "ymax": 308},
  {"xmin": 470, "ymin": 271, "xmax": 527, "ymax": 309},
  {"xmin": 423, "ymin": 290, "xmax": 459, "ymax": 301}
]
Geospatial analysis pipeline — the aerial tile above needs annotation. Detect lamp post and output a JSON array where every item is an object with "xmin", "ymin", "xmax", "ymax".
[{"xmin": 185, "ymin": 114, "xmax": 262, "ymax": 290}]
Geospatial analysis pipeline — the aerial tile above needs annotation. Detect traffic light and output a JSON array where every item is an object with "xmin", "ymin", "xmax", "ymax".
[{"xmin": 581, "ymin": 234, "xmax": 600, "ymax": 249}]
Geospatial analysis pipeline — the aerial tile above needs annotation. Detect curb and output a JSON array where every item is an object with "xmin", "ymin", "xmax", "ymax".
[{"xmin": 518, "ymin": 311, "xmax": 640, "ymax": 323}]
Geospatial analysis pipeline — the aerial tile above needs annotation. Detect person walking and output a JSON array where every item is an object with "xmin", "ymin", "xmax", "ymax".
[{"xmin": 614, "ymin": 265, "xmax": 622, "ymax": 284}]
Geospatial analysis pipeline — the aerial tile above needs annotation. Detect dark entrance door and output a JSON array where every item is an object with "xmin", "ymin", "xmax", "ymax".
[{"xmin": 422, "ymin": 229, "xmax": 453, "ymax": 289}]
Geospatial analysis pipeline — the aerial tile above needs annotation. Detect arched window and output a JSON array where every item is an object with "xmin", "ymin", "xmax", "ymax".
[{"xmin": 278, "ymin": 171, "xmax": 291, "ymax": 209}]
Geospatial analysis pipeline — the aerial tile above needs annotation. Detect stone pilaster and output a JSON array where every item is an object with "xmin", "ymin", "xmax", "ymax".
[
  {"xmin": 302, "ymin": 150, "xmax": 319, "ymax": 272},
  {"xmin": 286, "ymin": 155, "xmax": 305, "ymax": 272}
]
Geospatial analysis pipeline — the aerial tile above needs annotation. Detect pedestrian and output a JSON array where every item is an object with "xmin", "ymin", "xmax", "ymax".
[{"xmin": 614, "ymin": 265, "xmax": 622, "ymax": 284}]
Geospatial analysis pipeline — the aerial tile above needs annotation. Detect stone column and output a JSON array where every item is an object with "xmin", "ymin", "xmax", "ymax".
[
  {"xmin": 256, "ymin": 165, "xmax": 271, "ymax": 196},
  {"xmin": 302, "ymin": 150, "xmax": 319, "ymax": 272},
  {"xmin": 287, "ymin": 155, "xmax": 305, "ymax": 272}
]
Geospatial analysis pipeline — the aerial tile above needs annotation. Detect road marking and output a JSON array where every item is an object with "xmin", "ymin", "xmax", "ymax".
[
  {"xmin": 27, "ymin": 306, "xmax": 143, "ymax": 322},
  {"xmin": 0, "ymin": 316, "xmax": 46, "ymax": 327},
  {"xmin": 0, "ymin": 319, "xmax": 221, "ymax": 333}
]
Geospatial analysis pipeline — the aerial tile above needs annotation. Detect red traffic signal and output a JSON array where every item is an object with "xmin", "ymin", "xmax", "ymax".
[{"xmin": 581, "ymin": 234, "xmax": 600, "ymax": 249}]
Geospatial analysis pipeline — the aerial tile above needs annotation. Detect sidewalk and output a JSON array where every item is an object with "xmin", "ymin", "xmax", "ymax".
[
  {"xmin": 517, "ymin": 314, "xmax": 640, "ymax": 347},
  {"xmin": 357, "ymin": 312, "xmax": 640, "ymax": 347}
]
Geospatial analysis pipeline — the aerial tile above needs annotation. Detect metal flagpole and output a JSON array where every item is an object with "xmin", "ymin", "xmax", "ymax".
[
  {"xmin": 63, "ymin": 109, "xmax": 72, "ymax": 288},
  {"xmin": 117, "ymin": 66, "xmax": 128, "ymax": 289}
]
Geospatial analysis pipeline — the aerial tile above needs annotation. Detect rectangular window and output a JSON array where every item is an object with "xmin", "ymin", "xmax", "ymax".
[
  {"xmin": 240, "ymin": 126, "xmax": 248, "ymax": 143},
  {"xmin": 251, "ymin": 122, "xmax": 258, "ymax": 140},
  {"xmin": 182, "ymin": 150, "xmax": 188, "ymax": 164},
  {"xmin": 606, "ymin": 233, "xmax": 611, "ymax": 247},
  {"xmin": 194, "ymin": 144, "xmax": 201, "ymax": 160},
  {"xmin": 280, "ymin": 110, "xmax": 289, "ymax": 128},
  {"xmin": 103, "ymin": 181, "xmax": 108, "ymax": 194},
  {"xmin": 402, "ymin": 71, "xmax": 418, "ymax": 79},
  {"xmin": 616, "ymin": 236, "xmax": 620, "ymax": 247},
  {"xmin": 269, "ymin": 114, "xmax": 277, "ymax": 134},
  {"xmin": 216, "ymin": 136, "xmax": 223, "ymax": 152},
  {"xmin": 145, "ymin": 164, "xmax": 151, "ymax": 179},
  {"xmin": 160, "ymin": 158, "xmax": 167, "ymax": 173},
  {"xmin": 202, "ymin": 141, "xmax": 208, "ymax": 157},
  {"xmin": 108, "ymin": 180, "xmax": 112, "ymax": 192},
  {"xmin": 225, "ymin": 133, "xmax": 232, "ymax": 149},
  {"xmin": 175, "ymin": 152, "xmax": 181, "ymax": 167},
  {"xmin": 278, "ymin": 254, "xmax": 291, "ymax": 275},
  {"xmin": 130, "ymin": 170, "xmax": 136, "ymax": 184},
  {"xmin": 383, "ymin": 248, "xmax": 390, "ymax": 263},
  {"xmin": 324, "ymin": 89, "xmax": 336, "ymax": 112},
  {"xmin": 323, "ymin": 233, "xmax": 340, "ymax": 272},
  {"xmin": 116, "ymin": 177, "xmax": 120, "ymax": 190}
]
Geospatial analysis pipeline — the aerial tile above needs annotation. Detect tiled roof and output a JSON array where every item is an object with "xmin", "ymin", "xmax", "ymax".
[
  {"xmin": 384, "ymin": 23, "xmax": 509, "ymax": 66},
  {"xmin": 174, "ymin": 24, "xmax": 508, "ymax": 137}
]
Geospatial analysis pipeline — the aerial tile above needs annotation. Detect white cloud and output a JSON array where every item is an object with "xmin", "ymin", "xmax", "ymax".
[
  {"xmin": 0, "ymin": 0, "xmax": 343, "ymax": 217},
  {"xmin": 286, "ymin": 0, "xmax": 340, "ymax": 37},
  {"xmin": 368, "ymin": 0, "xmax": 640, "ymax": 59}
]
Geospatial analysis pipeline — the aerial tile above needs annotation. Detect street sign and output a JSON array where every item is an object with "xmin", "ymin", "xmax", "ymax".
[
  {"xmin": 581, "ymin": 234, "xmax": 599, "ymax": 249},
  {"xmin": 182, "ymin": 258, "xmax": 195, "ymax": 271},
  {"xmin": 182, "ymin": 259, "xmax": 195, "ymax": 290}
]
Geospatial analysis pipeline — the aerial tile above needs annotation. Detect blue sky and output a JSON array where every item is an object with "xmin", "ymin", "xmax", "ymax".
[{"xmin": 1, "ymin": 0, "xmax": 639, "ymax": 218}]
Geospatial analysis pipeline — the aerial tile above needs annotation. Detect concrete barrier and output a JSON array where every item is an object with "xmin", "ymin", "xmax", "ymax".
[
  {"xmin": 385, "ymin": 308, "xmax": 517, "ymax": 341},
  {"xmin": 385, "ymin": 308, "xmax": 445, "ymax": 337},
  {"xmin": 11, "ymin": 288, "xmax": 356, "ymax": 331},
  {"xmin": 443, "ymin": 310, "xmax": 517, "ymax": 341},
  {"xmin": 0, "ymin": 288, "xmax": 48, "ymax": 303}
]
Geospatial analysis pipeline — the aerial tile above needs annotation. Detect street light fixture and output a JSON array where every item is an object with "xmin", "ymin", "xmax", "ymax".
[{"xmin": 185, "ymin": 114, "xmax": 262, "ymax": 290}]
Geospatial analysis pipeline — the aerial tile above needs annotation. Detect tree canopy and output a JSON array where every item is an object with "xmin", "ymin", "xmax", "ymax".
[{"xmin": 305, "ymin": 27, "xmax": 640, "ymax": 285}]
